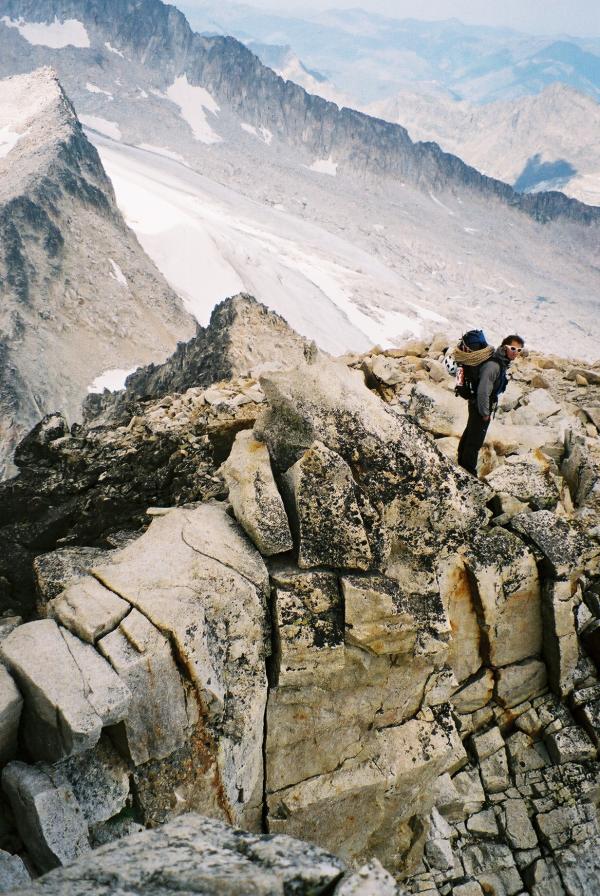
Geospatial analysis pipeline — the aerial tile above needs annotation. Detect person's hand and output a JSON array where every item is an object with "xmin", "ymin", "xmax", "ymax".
[{"xmin": 482, "ymin": 415, "xmax": 490, "ymax": 421}]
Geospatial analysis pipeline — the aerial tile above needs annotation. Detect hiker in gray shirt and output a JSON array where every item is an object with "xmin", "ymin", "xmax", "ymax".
[{"xmin": 457, "ymin": 335, "xmax": 525, "ymax": 476}]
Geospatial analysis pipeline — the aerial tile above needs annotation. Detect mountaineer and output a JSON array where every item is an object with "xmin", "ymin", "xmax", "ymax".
[{"xmin": 455, "ymin": 333, "xmax": 525, "ymax": 477}]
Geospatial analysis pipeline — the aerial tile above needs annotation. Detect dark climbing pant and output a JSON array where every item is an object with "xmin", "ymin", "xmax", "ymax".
[{"xmin": 457, "ymin": 402, "xmax": 490, "ymax": 476}]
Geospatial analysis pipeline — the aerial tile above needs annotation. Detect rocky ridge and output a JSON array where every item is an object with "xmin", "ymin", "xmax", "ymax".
[
  {"xmin": 0, "ymin": 67, "xmax": 194, "ymax": 479},
  {"xmin": 366, "ymin": 84, "xmax": 600, "ymax": 207},
  {"xmin": 83, "ymin": 293, "xmax": 315, "ymax": 424},
  {"xmin": 0, "ymin": 296, "xmax": 599, "ymax": 894}
]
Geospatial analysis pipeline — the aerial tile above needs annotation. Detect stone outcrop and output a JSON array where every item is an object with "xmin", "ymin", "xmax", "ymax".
[
  {"xmin": 220, "ymin": 428, "xmax": 293, "ymax": 556},
  {"xmin": 0, "ymin": 302, "xmax": 599, "ymax": 893},
  {"xmin": 256, "ymin": 356, "xmax": 489, "ymax": 565},
  {"xmin": 283, "ymin": 440, "xmax": 373, "ymax": 570},
  {"xmin": 7, "ymin": 813, "xmax": 403, "ymax": 895},
  {"xmin": 85, "ymin": 294, "xmax": 314, "ymax": 425},
  {"xmin": 0, "ymin": 620, "xmax": 130, "ymax": 762},
  {"xmin": 2, "ymin": 763, "xmax": 90, "ymax": 873},
  {"xmin": 0, "ymin": 375, "xmax": 264, "ymax": 618}
]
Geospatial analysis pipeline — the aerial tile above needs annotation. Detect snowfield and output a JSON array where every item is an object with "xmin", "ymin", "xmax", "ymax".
[
  {"xmin": 1, "ymin": 16, "xmax": 89, "ymax": 48},
  {"xmin": 309, "ymin": 156, "xmax": 338, "ymax": 176},
  {"xmin": 89, "ymin": 130, "xmax": 600, "ymax": 360},
  {"xmin": 91, "ymin": 136, "xmax": 443, "ymax": 354}
]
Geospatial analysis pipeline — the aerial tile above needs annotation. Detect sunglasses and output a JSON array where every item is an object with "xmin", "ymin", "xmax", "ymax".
[{"xmin": 506, "ymin": 345, "xmax": 523, "ymax": 353}]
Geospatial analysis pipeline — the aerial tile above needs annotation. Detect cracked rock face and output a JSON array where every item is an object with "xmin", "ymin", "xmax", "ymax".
[
  {"xmin": 89, "ymin": 503, "xmax": 270, "ymax": 831},
  {"xmin": 0, "ymin": 301, "xmax": 600, "ymax": 892},
  {"xmin": 0, "ymin": 619, "xmax": 131, "ymax": 762},
  {"xmin": 284, "ymin": 440, "xmax": 374, "ymax": 570}
]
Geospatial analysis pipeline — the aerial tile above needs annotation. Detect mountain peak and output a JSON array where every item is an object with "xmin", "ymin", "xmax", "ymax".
[
  {"xmin": 0, "ymin": 67, "xmax": 70, "ymax": 155},
  {"xmin": 84, "ymin": 293, "xmax": 315, "ymax": 423},
  {"xmin": 0, "ymin": 65, "xmax": 194, "ymax": 478}
]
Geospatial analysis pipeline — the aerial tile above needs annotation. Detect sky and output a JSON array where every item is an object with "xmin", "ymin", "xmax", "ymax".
[{"xmin": 219, "ymin": 0, "xmax": 600, "ymax": 37}]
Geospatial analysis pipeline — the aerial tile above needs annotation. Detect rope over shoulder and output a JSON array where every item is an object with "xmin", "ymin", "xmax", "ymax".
[{"xmin": 453, "ymin": 345, "xmax": 494, "ymax": 367}]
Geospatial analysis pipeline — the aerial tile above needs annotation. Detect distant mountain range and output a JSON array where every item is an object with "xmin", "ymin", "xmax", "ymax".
[
  {"xmin": 217, "ymin": 28, "xmax": 600, "ymax": 206},
  {"xmin": 367, "ymin": 83, "xmax": 600, "ymax": 206},
  {"xmin": 180, "ymin": 5, "xmax": 600, "ymax": 205},
  {"xmin": 1, "ymin": 0, "xmax": 596, "ymax": 226},
  {"xmin": 180, "ymin": 3, "xmax": 600, "ymax": 106}
]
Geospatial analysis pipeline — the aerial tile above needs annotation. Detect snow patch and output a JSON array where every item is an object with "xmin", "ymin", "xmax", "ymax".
[
  {"xmin": 81, "ymin": 115, "xmax": 122, "ymax": 140},
  {"xmin": 109, "ymin": 258, "xmax": 128, "ymax": 288},
  {"xmin": 137, "ymin": 88, "xmax": 148, "ymax": 98},
  {"xmin": 88, "ymin": 367, "xmax": 138, "ymax": 393},
  {"xmin": 86, "ymin": 83, "xmax": 114, "ymax": 99},
  {"xmin": 1, "ymin": 16, "xmax": 90, "ymax": 48},
  {"xmin": 138, "ymin": 143, "xmax": 187, "ymax": 164},
  {"xmin": 429, "ymin": 192, "xmax": 455, "ymax": 216},
  {"xmin": 309, "ymin": 156, "xmax": 338, "ymax": 176},
  {"xmin": 166, "ymin": 75, "xmax": 221, "ymax": 144},
  {"xmin": 241, "ymin": 123, "xmax": 273, "ymax": 145},
  {"xmin": 0, "ymin": 125, "xmax": 25, "ymax": 158},
  {"xmin": 406, "ymin": 302, "xmax": 446, "ymax": 323},
  {"xmin": 105, "ymin": 42, "xmax": 124, "ymax": 58}
]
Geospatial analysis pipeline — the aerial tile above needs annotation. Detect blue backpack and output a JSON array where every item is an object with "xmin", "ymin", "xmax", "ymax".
[
  {"xmin": 454, "ymin": 330, "xmax": 489, "ymax": 399},
  {"xmin": 455, "ymin": 330, "xmax": 508, "ymax": 403}
]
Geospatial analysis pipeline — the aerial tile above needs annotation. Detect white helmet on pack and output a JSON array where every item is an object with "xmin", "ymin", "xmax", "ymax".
[{"xmin": 443, "ymin": 352, "xmax": 458, "ymax": 376}]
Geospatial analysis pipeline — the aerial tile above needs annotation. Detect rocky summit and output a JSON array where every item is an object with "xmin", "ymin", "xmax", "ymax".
[{"xmin": 0, "ymin": 296, "xmax": 599, "ymax": 894}]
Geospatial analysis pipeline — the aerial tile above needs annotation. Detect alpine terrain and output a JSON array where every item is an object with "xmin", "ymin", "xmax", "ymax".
[
  {"xmin": 0, "ymin": 66, "xmax": 194, "ymax": 478},
  {"xmin": 0, "ymin": 296, "xmax": 599, "ymax": 894},
  {"xmin": 183, "ymin": 4, "xmax": 600, "ymax": 204},
  {"xmin": 367, "ymin": 84, "xmax": 600, "ymax": 206},
  {"xmin": 0, "ymin": 0, "xmax": 598, "ymax": 381},
  {"xmin": 1, "ymin": 1, "xmax": 600, "ymax": 893}
]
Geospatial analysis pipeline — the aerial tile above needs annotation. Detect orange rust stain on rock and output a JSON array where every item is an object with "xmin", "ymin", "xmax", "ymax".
[{"xmin": 134, "ymin": 693, "xmax": 234, "ymax": 828}]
